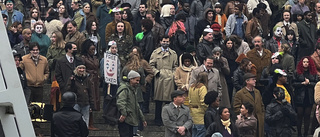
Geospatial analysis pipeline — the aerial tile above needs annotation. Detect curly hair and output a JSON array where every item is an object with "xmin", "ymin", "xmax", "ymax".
[
  {"xmin": 204, "ymin": 91, "xmax": 218, "ymax": 105},
  {"xmin": 296, "ymin": 56, "xmax": 317, "ymax": 75},
  {"xmin": 81, "ymin": 39, "xmax": 95, "ymax": 55},
  {"xmin": 126, "ymin": 53, "xmax": 141, "ymax": 71}
]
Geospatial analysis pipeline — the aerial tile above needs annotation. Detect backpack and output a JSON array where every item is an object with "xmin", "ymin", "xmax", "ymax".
[{"xmin": 102, "ymin": 86, "xmax": 127, "ymax": 126}]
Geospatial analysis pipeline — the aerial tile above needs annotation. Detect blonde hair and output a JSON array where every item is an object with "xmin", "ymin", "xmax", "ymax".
[
  {"xmin": 147, "ymin": 0, "xmax": 160, "ymax": 12},
  {"xmin": 51, "ymin": 31, "xmax": 66, "ymax": 49},
  {"xmin": 73, "ymin": 65, "xmax": 87, "ymax": 76},
  {"xmin": 160, "ymin": 4, "xmax": 173, "ymax": 17}
]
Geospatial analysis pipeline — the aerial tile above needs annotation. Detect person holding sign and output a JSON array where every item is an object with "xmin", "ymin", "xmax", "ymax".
[{"xmin": 100, "ymin": 41, "xmax": 120, "ymax": 97}]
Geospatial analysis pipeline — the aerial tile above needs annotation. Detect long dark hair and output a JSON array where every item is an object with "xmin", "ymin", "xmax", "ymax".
[
  {"xmin": 222, "ymin": 37, "xmax": 238, "ymax": 60},
  {"xmin": 85, "ymin": 20, "xmax": 98, "ymax": 36},
  {"xmin": 285, "ymin": 30, "xmax": 297, "ymax": 42},
  {"xmin": 213, "ymin": 107, "xmax": 237, "ymax": 134},
  {"xmin": 60, "ymin": 5, "xmax": 70, "ymax": 18},
  {"xmin": 121, "ymin": 9, "xmax": 133, "ymax": 22}
]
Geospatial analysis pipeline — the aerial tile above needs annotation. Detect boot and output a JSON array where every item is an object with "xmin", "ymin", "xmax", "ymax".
[{"xmin": 88, "ymin": 112, "xmax": 99, "ymax": 131}]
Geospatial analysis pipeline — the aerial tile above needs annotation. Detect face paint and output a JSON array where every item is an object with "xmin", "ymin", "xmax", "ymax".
[
  {"xmin": 274, "ymin": 27, "xmax": 282, "ymax": 37},
  {"xmin": 35, "ymin": 25, "xmax": 43, "ymax": 34}
]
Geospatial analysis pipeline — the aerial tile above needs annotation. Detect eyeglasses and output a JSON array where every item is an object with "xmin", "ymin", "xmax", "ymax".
[{"xmin": 32, "ymin": 49, "xmax": 39, "ymax": 51}]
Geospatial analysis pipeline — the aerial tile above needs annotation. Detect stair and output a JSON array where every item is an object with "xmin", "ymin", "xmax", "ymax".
[
  {"xmin": 37, "ymin": 84, "xmax": 316, "ymax": 137},
  {"xmin": 40, "ymin": 84, "xmax": 166, "ymax": 137}
]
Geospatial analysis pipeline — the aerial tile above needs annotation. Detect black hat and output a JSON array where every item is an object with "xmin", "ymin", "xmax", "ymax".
[
  {"xmin": 243, "ymin": 73, "xmax": 256, "ymax": 81},
  {"xmin": 171, "ymin": 90, "xmax": 185, "ymax": 100}
]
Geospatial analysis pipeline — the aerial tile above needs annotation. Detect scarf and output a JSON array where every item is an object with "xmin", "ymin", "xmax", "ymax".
[
  {"xmin": 168, "ymin": 21, "xmax": 186, "ymax": 37},
  {"xmin": 221, "ymin": 119, "xmax": 231, "ymax": 135}
]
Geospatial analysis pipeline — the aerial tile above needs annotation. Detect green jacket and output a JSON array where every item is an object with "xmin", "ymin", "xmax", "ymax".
[{"xmin": 116, "ymin": 82, "xmax": 145, "ymax": 126}]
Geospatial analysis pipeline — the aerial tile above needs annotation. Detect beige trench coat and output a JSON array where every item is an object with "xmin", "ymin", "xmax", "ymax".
[{"xmin": 149, "ymin": 47, "xmax": 178, "ymax": 101}]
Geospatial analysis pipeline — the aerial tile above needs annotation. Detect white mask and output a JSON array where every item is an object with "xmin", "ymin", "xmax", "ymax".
[
  {"xmin": 274, "ymin": 27, "xmax": 282, "ymax": 38},
  {"xmin": 35, "ymin": 25, "xmax": 43, "ymax": 34}
]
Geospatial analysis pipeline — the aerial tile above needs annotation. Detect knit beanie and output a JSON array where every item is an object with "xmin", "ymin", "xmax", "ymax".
[{"xmin": 128, "ymin": 70, "xmax": 140, "ymax": 79}]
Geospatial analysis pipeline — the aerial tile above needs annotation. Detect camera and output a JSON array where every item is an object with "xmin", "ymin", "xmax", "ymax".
[{"xmin": 28, "ymin": 102, "xmax": 53, "ymax": 122}]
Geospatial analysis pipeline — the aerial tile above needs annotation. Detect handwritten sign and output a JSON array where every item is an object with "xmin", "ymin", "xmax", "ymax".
[{"xmin": 104, "ymin": 52, "xmax": 118, "ymax": 85}]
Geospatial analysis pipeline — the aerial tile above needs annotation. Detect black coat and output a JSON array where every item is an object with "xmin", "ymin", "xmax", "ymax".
[
  {"xmin": 297, "ymin": 20, "xmax": 317, "ymax": 61},
  {"xmin": 205, "ymin": 120, "xmax": 238, "ymax": 137},
  {"xmin": 51, "ymin": 107, "xmax": 89, "ymax": 137},
  {"xmin": 265, "ymin": 100, "xmax": 297, "ymax": 137},
  {"xmin": 170, "ymin": 30, "xmax": 188, "ymax": 57},
  {"xmin": 233, "ymin": 67, "xmax": 246, "ymax": 91},
  {"xmin": 139, "ymin": 31, "xmax": 154, "ymax": 61},
  {"xmin": 195, "ymin": 20, "xmax": 216, "ymax": 44},
  {"xmin": 160, "ymin": 16, "xmax": 174, "ymax": 31},
  {"xmin": 204, "ymin": 106, "xmax": 218, "ymax": 129},
  {"xmin": 263, "ymin": 83, "xmax": 293, "ymax": 107},
  {"xmin": 133, "ymin": 13, "xmax": 145, "ymax": 35},
  {"xmin": 55, "ymin": 56, "xmax": 84, "ymax": 93},
  {"xmin": 292, "ymin": 70, "xmax": 318, "ymax": 106},
  {"xmin": 196, "ymin": 39, "xmax": 214, "ymax": 64}
]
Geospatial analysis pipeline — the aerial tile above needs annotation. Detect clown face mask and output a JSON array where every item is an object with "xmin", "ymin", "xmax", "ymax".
[
  {"xmin": 274, "ymin": 27, "xmax": 282, "ymax": 38},
  {"xmin": 35, "ymin": 25, "xmax": 43, "ymax": 34}
]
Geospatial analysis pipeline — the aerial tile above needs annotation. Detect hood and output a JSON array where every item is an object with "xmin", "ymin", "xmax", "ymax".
[
  {"xmin": 178, "ymin": 53, "xmax": 198, "ymax": 71},
  {"xmin": 203, "ymin": 8, "xmax": 214, "ymax": 20}
]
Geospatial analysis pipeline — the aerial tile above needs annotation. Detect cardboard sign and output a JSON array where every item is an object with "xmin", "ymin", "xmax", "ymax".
[{"xmin": 104, "ymin": 52, "xmax": 118, "ymax": 85}]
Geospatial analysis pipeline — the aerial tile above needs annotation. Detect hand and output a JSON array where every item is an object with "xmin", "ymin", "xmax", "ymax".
[
  {"xmin": 10, "ymin": 26, "xmax": 17, "ymax": 33},
  {"xmin": 182, "ymin": 86, "xmax": 187, "ymax": 91},
  {"xmin": 119, "ymin": 115, "xmax": 126, "ymax": 123},
  {"xmin": 237, "ymin": 114, "xmax": 241, "ymax": 120},
  {"xmin": 143, "ymin": 121, "xmax": 147, "ymax": 127},
  {"xmin": 305, "ymin": 78, "xmax": 309, "ymax": 84},
  {"xmin": 180, "ymin": 131, "xmax": 185, "ymax": 135},
  {"xmin": 177, "ymin": 126, "xmax": 186, "ymax": 135}
]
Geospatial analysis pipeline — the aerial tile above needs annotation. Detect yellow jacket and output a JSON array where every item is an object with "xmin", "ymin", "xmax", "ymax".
[{"xmin": 188, "ymin": 83, "xmax": 208, "ymax": 125}]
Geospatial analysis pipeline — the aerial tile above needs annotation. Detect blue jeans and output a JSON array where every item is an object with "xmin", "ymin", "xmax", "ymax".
[
  {"xmin": 192, "ymin": 124, "xmax": 206, "ymax": 137},
  {"xmin": 74, "ymin": 104, "xmax": 90, "ymax": 127}
]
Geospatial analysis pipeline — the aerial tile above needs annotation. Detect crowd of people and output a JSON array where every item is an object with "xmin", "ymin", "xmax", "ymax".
[{"xmin": 6, "ymin": 0, "xmax": 320, "ymax": 136}]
